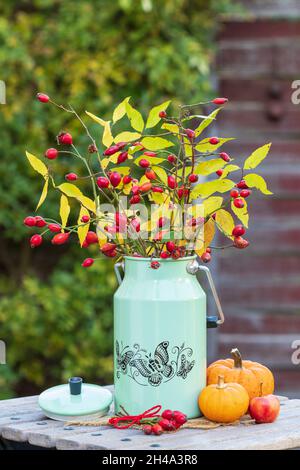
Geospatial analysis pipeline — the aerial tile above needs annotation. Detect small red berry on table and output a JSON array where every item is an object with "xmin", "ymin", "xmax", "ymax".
[
  {"xmin": 152, "ymin": 423, "xmax": 163, "ymax": 435},
  {"xmin": 143, "ymin": 425, "xmax": 152, "ymax": 435}
]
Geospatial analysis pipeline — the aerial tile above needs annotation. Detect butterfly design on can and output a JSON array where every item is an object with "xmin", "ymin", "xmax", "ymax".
[{"xmin": 129, "ymin": 341, "xmax": 173, "ymax": 387}]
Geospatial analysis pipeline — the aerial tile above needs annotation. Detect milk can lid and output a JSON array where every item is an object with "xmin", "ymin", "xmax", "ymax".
[{"xmin": 38, "ymin": 377, "xmax": 113, "ymax": 421}]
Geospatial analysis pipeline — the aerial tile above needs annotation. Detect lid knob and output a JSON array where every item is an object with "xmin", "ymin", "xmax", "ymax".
[{"xmin": 69, "ymin": 377, "xmax": 82, "ymax": 395}]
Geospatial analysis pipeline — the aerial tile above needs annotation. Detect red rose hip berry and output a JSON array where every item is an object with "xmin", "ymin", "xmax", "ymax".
[
  {"xmin": 212, "ymin": 97, "xmax": 228, "ymax": 105},
  {"xmin": 233, "ymin": 198, "xmax": 245, "ymax": 209},
  {"xmin": 24, "ymin": 216, "xmax": 36, "ymax": 227},
  {"xmin": 109, "ymin": 172, "xmax": 122, "ymax": 187},
  {"xmin": 236, "ymin": 180, "xmax": 248, "ymax": 189},
  {"xmin": 81, "ymin": 258, "xmax": 94, "ymax": 268},
  {"xmin": 189, "ymin": 174, "xmax": 198, "ymax": 183},
  {"xmin": 185, "ymin": 128, "xmax": 195, "ymax": 140},
  {"xmin": 30, "ymin": 234, "xmax": 43, "ymax": 248},
  {"xmin": 152, "ymin": 424, "xmax": 163, "ymax": 435},
  {"xmin": 65, "ymin": 173, "xmax": 78, "ymax": 181},
  {"xmin": 45, "ymin": 148, "xmax": 58, "ymax": 160},
  {"xmin": 35, "ymin": 216, "xmax": 47, "ymax": 227},
  {"xmin": 81, "ymin": 215, "xmax": 90, "ymax": 223},
  {"xmin": 216, "ymin": 169, "xmax": 223, "ymax": 177},
  {"xmin": 58, "ymin": 132, "xmax": 73, "ymax": 145},
  {"xmin": 161, "ymin": 409, "xmax": 173, "ymax": 420},
  {"xmin": 240, "ymin": 189, "xmax": 251, "ymax": 198},
  {"xmin": 209, "ymin": 137, "xmax": 220, "ymax": 145},
  {"xmin": 36, "ymin": 93, "xmax": 49, "ymax": 103},
  {"xmin": 85, "ymin": 231, "xmax": 98, "ymax": 245},
  {"xmin": 51, "ymin": 232, "xmax": 70, "ymax": 245},
  {"xmin": 48, "ymin": 223, "xmax": 61, "ymax": 233},
  {"xmin": 166, "ymin": 241, "xmax": 176, "ymax": 253},
  {"xmin": 220, "ymin": 152, "xmax": 230, "ymax": 162},
  {"xmin": 232, "ymin": 225, "xmax": 245, "ymax": 237},
  {"xmin": 167, "ymin": 154, "xmax": 176, "ymax": 163},
  {"xmin": 230, "ymin": 189, "xmax": 239, "ymax": 199},
  {"xmin": 97, "ymin": 177, "xmax": 110, "ymax": 189},
  {"xmin": 117, "ymin": 151, "xmax": 128, "ymax": 164},
  {"xmin": 201, "ymin": 252, "xmax": 211, "ymax": 263},
  {"xmin": 167, "ymin": 175, "xmax": 177, "ymax": 189},
  {"xmin": 150, "ymin": 261, "xmax": 160, "ymax": 270},
  {"xmin": 123, "ymin": 175, "xmax": 132, "ymax": 185},
  {"xmin": 234, "ymin": 236, "xmax": 249, "ymax": 249},
  {"xmin": 159, "ymin": 110, "xmax": 167, "ymax": 118},
  {"xmin": 143, "ymin": 425, "xmax": 152, "ymax": 435},
  {"xmin": 173, "ymin": 411, "xmax": 187, "ymax": 425},
  {"xmin": 139, "ymin": 158, "xmax": 150, "ymax": 168}
]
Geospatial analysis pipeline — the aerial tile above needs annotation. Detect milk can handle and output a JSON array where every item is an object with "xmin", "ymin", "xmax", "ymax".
[
  {"xmin": 114, "ymin": 262, "xmax": 124, "ymax": 285},
  {"xmin": 187, "ymin": 260, "xmax": 225, "ymax": 328}
]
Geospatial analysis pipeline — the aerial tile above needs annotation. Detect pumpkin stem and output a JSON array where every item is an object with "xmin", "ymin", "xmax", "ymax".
[
  {"xmin": 217, "ymin": 375, "xmax": 226, "ymax": 389},
  {"xmin": 231, "ymin": 348, "xmax": 243, "ymax": 369}
]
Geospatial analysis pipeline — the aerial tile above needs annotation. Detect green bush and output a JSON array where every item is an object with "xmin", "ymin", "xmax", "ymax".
[
  {"xmin": 0, "ymin": 0, "xmax": 236, "ymax": 396},
  {"xmin": 0, "ymin": 255, "xmax": 116, "ymax": 397}
]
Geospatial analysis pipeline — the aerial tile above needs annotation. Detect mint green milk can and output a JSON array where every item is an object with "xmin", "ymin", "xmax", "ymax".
[{"xmin": 114, "ymin": 256, "xmax": 224, "ymax": 418}]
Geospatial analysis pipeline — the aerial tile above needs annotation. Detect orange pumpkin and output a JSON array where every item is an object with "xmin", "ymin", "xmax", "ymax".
[
  {"xmin": 207, "ymin": 348, "xmax": 274, "ymax": 400},
  {"xmin": 199, "ymin": 375, "xmax": 249, "ymax": 423}
]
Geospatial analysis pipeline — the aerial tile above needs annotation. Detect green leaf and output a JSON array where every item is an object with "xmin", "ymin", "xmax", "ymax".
[
  {"xmin": 215, "ymin": 209, "xmax": 234, "ymax": 239},
  {"xmin": 59, "ymin": 194, "xmax": 70, "ymax": 229},
  {"xmin": 125, "ymin": 101, "xmax": 144, "ymax": 132},
  {"xmin": 36, "ymin": 178, "xmax": 49, "ymax": 211},
  {"xmin": 26, "ymin": 151, "xmax": 48, "ymax": 178},
  {"xmin": 145, "ymin": 100, "xmax": 171, "ymax": 128},
  {"xmin": 244, "ymin": 143, "xmax": 272, "ymax": 170},
  {"xmin": 231, "ymin": 198, "xmax": 249, "ymax": 227},
  {"xmin": 190, "ymin": 179, "xmax": 235, "ymax": 199},
  {"xmin": 112, "ymin": 97, "xmax": 130, "ymax": 123},
  {"xmin": 114, "ymin": 131, "xmax": 141, "ymax": 143},
  {"xmin": 141, "ymin": 136, "xmax": 174, "ymax": 151},
  {"xmin": 195, "ymin": 138, "xmax": 235, "ymax": 153},
  {"xmin": 195, "ymin": 107, "xmax": 222, "ymax": 137},
  {"xmin": 85, "ymin": 111, "xmax": 106, "ymax": 126},
  {"xmin": 195, "ymin": 158, "xmax": 227, "ymax": 176},
  {"xmin": 244, "ymin": 173, "xmax": 273, "ymax": 195},
  {"xmin": 220, "ymin": 164, "xmax": 240, "ymax": 179}
]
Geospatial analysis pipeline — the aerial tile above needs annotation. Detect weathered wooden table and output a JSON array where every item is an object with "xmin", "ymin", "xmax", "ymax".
[{"xmin": 0, "ymin": 390, "xmax": 299, "ymax": 450}]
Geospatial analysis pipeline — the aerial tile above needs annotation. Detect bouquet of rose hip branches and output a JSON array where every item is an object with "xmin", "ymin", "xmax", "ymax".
[{"xmin": 24, "ymin": 94, "xmax": 272, "ymax": 268}]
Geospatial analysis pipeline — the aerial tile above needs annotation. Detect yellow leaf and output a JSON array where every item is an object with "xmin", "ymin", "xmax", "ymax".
[
  {"xmin": 134, "ymin": 156, "xmax": 165, "ymax": 166},
  {"xmin": 102, "ymin": 157, "xmax": 110, "ymax": 170},
  {"xmin": 141, "ymin": 136, "xmax": 174, "ymax": 151},
  {"xmin": 195, "ymin": 108, "xmax": 221, "ymax": 137},
  {"xmin": 244, "ymin": 143, "xmax": 271, "ymax": 170},
  {"xmin": 77, "ymin": 195, "xmax": 96, "ymax": 214},
  {"xmin": 244, "ymin": 173, "xmax": 273, "ymax": 195},
  {"xmin": 146, "ymin": 100, "xmax": 171, "ymax": 128},
  {"xmin": 203, "ymin": 196, "xmax": 223, "ymax": 217},
  {"xmin": 77, "ymin": 206, "xmax": 90, "ymax": 247},
  {"xmin": 36, "ymin": 178, "xmax": 49, "ymax": 211},
  {"xmin": 85, "ymin": 111, "xmax": 106, "ymax": 126},
  {"xmin": 112, "ymin": 97, "xmax": 130, "ymax": 123},
  {"xmin": 152, "ymin": 165, "xmax": 168, "ymax": 185},
  {"xmin": 112, "ymin": 166, "xmax": 131, "ymax": 175},
  {"xmin": 184, "ymin": 137, "xmax": 193, "ymax": 157},
  {"xmin": 195, "ymin": 158, "xmax": 227, "ymax": 176},
  {"xmin": 59, "ymin": 194, "xmax": 70, "ymax": 229},
  {"xmin": 215, "ymin": 209, "xmax": 234, "ymax": 239},
  {"xmin": 231, "ymin": 198, "xmax": 249, "ymax": 227},
  {"xmin": 125, "ymin": 101, "xmax": 144, "ymax": 132},
  {"xmin": 102, "ymin": 121, "xmax": 114, "ymax": 148},
  {"xmin": 58, "ymin": 183, "xmax": 82, "ymax": 198},
  {"xmin": 195, "ymin": 138, "xmax": 235, "ymax": 153},
  {"xmin": 123, "ymin": 182, "xmax": 133, "ymax": 195},
  {"xmin": 220, "ymin": 164, "xmax": 240, "ymax": 179},
  {"xmin": 162, "ymin": 122, "xmax": 179, "ymax": 135},
  {"xmin": 114, "ymin": 131, "xmax": 141, "ymax": 143},
  {"xmin": 195, "ymin": 219, "xmax": 215, "ymax": 256},
  {"xmin": 190, "ymin": 179, "xmax": 235, "ymax": 199},
  {"xmin": 26, "ymin": 151, "xmax": 48, "ymax": 178},
  {"xmin": 150, "ymin": 192, "xmax": 169, "ymax": 205}
]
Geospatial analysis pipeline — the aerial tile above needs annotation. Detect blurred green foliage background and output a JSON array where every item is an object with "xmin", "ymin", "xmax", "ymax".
[{"xmin": 0, "ymin": 0, "xmax": 235, "ymax": 397}]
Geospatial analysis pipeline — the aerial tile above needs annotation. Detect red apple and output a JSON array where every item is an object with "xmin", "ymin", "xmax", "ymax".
[{"xmin": 249, "ymin": 394, "xmax": 280, "ymax": 424}]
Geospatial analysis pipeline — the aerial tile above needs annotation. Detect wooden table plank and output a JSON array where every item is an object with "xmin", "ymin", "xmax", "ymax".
[{"xmin": 0, "ymin": 393, "xmax": 299, "ymax": 450}]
